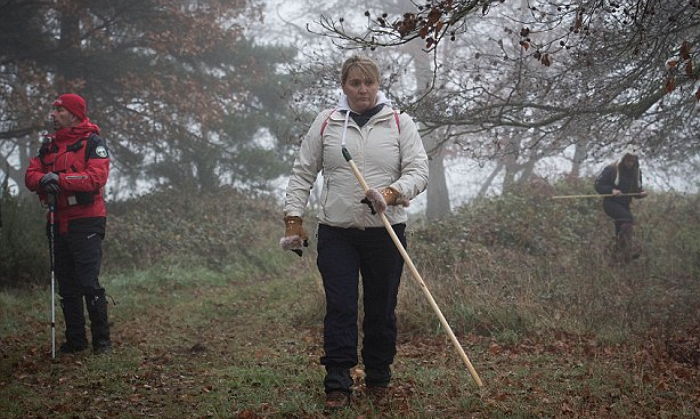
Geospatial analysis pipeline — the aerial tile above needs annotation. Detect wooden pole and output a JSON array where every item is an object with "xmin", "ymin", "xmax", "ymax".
[
  {"xmin": 342, "ymin": 147, "xmax": 483, "ymax": 387},
  {"xmin": 552, "ymin": 192, "xmax": 644, "ymax": 199}
]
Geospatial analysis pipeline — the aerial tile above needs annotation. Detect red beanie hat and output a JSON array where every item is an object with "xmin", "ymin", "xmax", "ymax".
[{"xmin": 53, "ymin": 93, "xmax": 87, "ymax": 121}]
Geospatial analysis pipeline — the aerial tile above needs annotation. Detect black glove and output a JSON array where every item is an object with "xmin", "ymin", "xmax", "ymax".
[{"xmin": 40, "ymin": 172, "xmax": 60, "ymax": 194}]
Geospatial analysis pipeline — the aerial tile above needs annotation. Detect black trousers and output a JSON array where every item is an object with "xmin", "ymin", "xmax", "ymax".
[
  {"xmin": 52, "ymin": 229, "xmax": 105, "ymax": 298},
  {"xmin": 316, "ymin": 223, "xmax": 406, "ymax": 390},
  {"xmin": 603, "ymin": 199, "xmax": 634, "ymax": 236}
]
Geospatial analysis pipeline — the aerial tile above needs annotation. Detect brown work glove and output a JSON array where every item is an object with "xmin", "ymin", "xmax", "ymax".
[
  {"xmin": 279, "ymin": 216, "xmax": 309, "ymax": 257},
  {"xmin": 380, "ymin": 187, "xmax": 403, "ymax": 206},
  {"xmin": 363, "ymin": 187, "xmax": 409, "ymax": 214}
]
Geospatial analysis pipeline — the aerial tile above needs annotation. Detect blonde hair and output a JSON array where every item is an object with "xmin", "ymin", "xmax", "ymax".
[{"xmin": 340, "ymin": 55, "xmax": 380, "ymax": 86}]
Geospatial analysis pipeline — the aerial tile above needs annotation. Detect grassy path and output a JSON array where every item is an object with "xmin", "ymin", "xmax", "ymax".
[{"xmin": 1, "ymin": 264, "xmax": 699, "ymax": 417}]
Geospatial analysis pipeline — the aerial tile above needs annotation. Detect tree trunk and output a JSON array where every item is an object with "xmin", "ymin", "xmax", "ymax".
[
  {"xmin": 569, "ymin": 140, "xmax": 588, "ymax": 178},
  {"xmin": 425, "ymin": 145, "xmax": 450, "ymax": 219},
  {"xmin": 56, "ymin": 4, "xmax": 81, "ymax": 90},
  {"xmin": 478, "ymin": 161, "xmax": 503, "ymax": 197},
  {"xmin": 406, "ymin": 41, "xmax": 451, "ymax": 219},
  {"xmin": 502, "ymin": 130, "xmax": 521, "ymax": 195},
  {"xmin": 518, "ymin": 157, "xmax": 537, "ymax": 185}
]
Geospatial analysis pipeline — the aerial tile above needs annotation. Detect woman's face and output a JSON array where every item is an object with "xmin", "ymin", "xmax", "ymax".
[{"xmin": 342, "ymin": 67, "xmax": 379, "ymax": 114}]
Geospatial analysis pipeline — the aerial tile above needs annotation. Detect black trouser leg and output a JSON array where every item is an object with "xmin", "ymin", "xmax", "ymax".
[
  {"xmin": 360, "ymin": 224, "xmax": 405, "ymax": 387},
  {"xmin": 316, "ymin": 224, "xmax": 405, "ymax": 392},
  {"xmin": 603, "ymin": 200, "xmax": 637, "ymax": 262},
  {"xmin": 323, "ymin": 367, "xmax": 353, "ymax": 395},
  {"xmin": 59, "ymin": 297, "xmax": 88, "ymax": 351},
  {"xmin": 603, "ymin": 199, "xmax": 634, "ymax": 237},
  {"xmin": 56, "ymin": 230, "xmax": 110, "ymax": 353},
  {"xmin": 72, "ymin": 232, "xmax": 110, "ymax": 353},
  {"xmin": 86, "ymin": 290, "xmax": 111, "ymax": 353},
  {"xmin": 317, "ymin": 225, "xmax": 361, "ymax": 393},
  {"xmin": 54, "ymin": 233, "xmax": 88, "ymax": 351}
]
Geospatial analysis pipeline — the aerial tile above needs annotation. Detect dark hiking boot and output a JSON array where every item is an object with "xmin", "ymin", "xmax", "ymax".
[
  {"xmin": 323, "ymin": 367, "xmax": 353, "ymax": 392},
  {"xmin": 365, "ymin": 367, "xmax": 391, "ymax": 387},
  {"xmin": 324, "ymin": 391, "xmax": 351, "ymax": 411},
  {"xmin": 613, "ymin": 223, "xmax": 636, "ymax": 264},
  {"xmin": 86, "ymin": 292, "xmax": 112, "ymax": 354},
  {"xmin": 93, "ymin": 340, "xmax": 112, "ymax": 355},
  {"xmin": 60, "ymin": 297, "xmax": 88, "ymax": 354},
  {"xmin": 59, "ymin": 340, "xmax": 88, "ymax": 354}
]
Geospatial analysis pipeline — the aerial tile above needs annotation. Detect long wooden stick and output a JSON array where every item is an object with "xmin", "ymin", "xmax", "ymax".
[
  {"xmin": 552, "ymin": 192, "xmax": 644, "ymax": 199},
  {"xmin": 342, "ymin": 147, "xmax": 483, "ymax": 387}
]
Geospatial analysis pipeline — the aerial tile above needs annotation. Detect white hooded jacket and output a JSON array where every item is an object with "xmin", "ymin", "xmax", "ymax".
[{"xmin": 284, "ymin": 92, "xmax": 429, "ymax": 228}]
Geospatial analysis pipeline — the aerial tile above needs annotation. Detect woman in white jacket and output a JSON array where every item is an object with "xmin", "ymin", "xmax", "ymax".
[{"xmin": 281, "ymin": 55, "xmax": 429, "ymax": 410}]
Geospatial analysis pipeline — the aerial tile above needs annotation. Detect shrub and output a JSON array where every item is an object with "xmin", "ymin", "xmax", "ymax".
[
  {"xmin": 401, "ymin": 187, "xmax": 700, "ymax": 341},
  {"xmin": 0, "ymin": 191, "xmax": 48, "ymax": 287},
  {"xmin": 104, "ymin": 186, "xmax": 282, "ymax": 272},
  {"xmin": 2, "ymin": 185, "xmax": 285, "ymax": 287}
]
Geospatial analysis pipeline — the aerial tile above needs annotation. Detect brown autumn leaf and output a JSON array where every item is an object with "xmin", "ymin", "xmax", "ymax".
[
  {"xmin": 695, "ymin": 87, "xmax": 700, "ymax": 101},
  {"xmin": 680, "ymin": 40, "xmax": 691, "ymax": 60},
  {"xmin": 494, "ymin": 392, "xmax": 509, "ymax": 401},
  {"xmin": 237, "ymin": 409, "xmax": 261, "ymax": 419},
  {"xmin": 488, "ymin": 342, "xmax": 502, "ymax": 354},
  {"xmin": 665, "ymin": 77, "xmax": 676, "ymax": 93},
  {"xmin": 520, "ymin": 40, "xmax": 530, "ymax": 50},
  {"xmin": 686, "ymin": 61, "xmax": 694, "ymax": 78},
  {"xmin": 435, "ymin": 21, "xmax": 444, "ymax": 34},
  {"xmin": 50, "ymin": 403, "xmax": 72, "ymax": 413},
  {"xmin": 561, "ymin": 402, "xmax": 575, "ymax": 413},
  {"xmin": 541, "ymin": 54, "xmax": 552, "ymax": 67},
  {"xmin": 427, "ymin": 8, "xmax": 441, "ymax": 24},
  {"xmin": 419, "ymin": 26, "xmax": 429, "ymax": 38}
]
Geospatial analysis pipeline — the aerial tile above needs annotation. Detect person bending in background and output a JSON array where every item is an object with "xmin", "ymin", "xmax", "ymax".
[
  {"xmin": 595, "ymin": 148, "xmax": 648, "ymax": 263},
  {"xmin": 280, "ymin": 55, "xmax": 429, "ymax": 410},
  {"xmin": 25, "ymin": 93, "xmax": 113, "ymax": 355}
]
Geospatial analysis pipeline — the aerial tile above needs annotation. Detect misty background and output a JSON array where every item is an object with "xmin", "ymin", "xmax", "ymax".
[
  {"xmin": 2, "ymin": 2, "xmax": 699, "ymax": 416},
  {"xmin": 1, "ymin": 0, "xmax": 697, "ymax": 217}
]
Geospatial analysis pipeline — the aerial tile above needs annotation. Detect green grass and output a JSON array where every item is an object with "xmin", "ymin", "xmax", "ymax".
[
  {"xmin": 2, "ymin": 189, "xmax": 699, "ymax": 416},
  {"xmin": 2, "ymin": 258, "xmax": 698, "ymax": 418}
]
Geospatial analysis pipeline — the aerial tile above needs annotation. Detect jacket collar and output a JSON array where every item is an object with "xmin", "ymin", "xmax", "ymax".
[
  {"xmin": 331, "ymin": 91, "xmax": 393, "ymax": 147},
  {"xmin": 333, "ymin": 91, "xmax": 392, "ymax": 114}
]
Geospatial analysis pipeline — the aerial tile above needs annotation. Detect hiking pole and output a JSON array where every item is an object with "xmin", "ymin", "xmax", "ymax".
[
  {"xmin": 552, "ymin": 193, "xmax": 645, "ymax": 199},
  {"xmin": 342, "ymin": 147, "xmax": 483, "ymax": 388},
  {"xmin": 48, "ymin": 193, "xmax": 56, "ymax": 359}
]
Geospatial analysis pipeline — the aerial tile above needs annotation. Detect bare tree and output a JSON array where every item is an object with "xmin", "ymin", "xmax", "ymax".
[{"xmin": 317, "ymin": 0, "xmax": 699, "ymax": 160}]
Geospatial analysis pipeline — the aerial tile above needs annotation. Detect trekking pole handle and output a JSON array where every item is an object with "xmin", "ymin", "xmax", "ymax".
[{"xmin": 342, "ymin": 147, "xmax": 483, "ymax": 387}]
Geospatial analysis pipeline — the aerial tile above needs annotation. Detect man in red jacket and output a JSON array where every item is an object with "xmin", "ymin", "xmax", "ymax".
[{"xmin": 25, "ymin": 93, "xmax": 112, "ymax": 354}]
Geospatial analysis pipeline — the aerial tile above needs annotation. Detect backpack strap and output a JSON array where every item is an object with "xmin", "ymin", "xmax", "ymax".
[
  {"xmin": 320, "ymin": 108, "xmax": 401, "ymax": 136},
  {"xmin": 64, "ymin": 134, "xmax": 101, "ymax": 162},
  {"xmin": 393, "ymin": 110, "xmax": 401, "ymax": 134},
  {"xmin": 82, "ymin": 134, "xmax": 97, "ymax": 162},
  {"xmin": 320, "ymin": 108, "xmax": 336, "ymax": 137}
]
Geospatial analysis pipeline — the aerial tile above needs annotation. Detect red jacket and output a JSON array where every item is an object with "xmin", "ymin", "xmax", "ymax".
[{"xmin": 25, "ymin": 123, "xmax": 109, "ymax": 234}]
